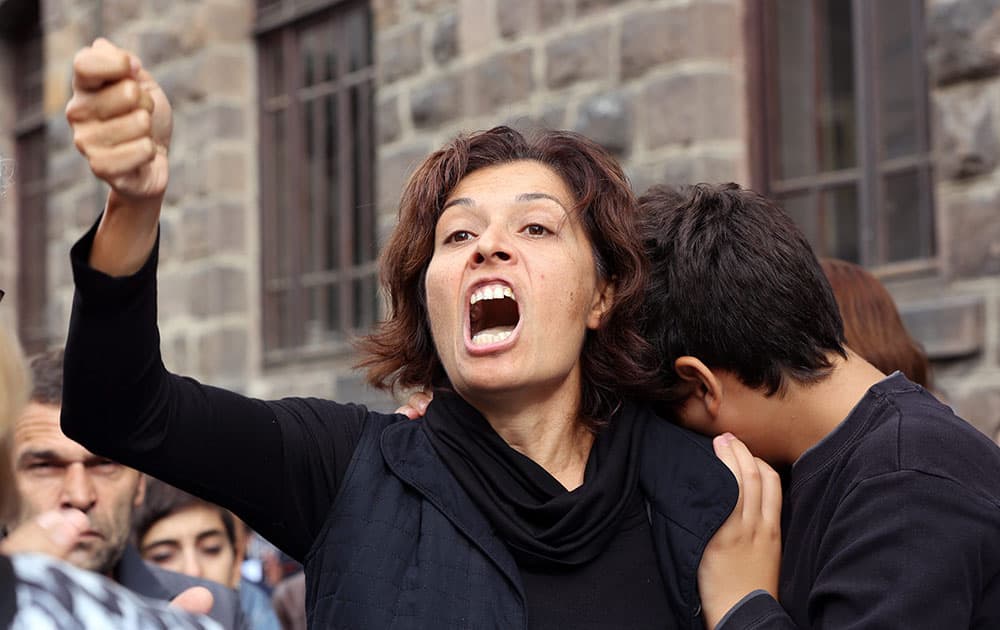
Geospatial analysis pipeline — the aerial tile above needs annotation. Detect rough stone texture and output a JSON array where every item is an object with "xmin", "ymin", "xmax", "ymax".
[
  {"xmin": 189, "ymin": 266, "xmax": 248, "ymax": 318},
  {"xmin": 573, "ymin": 91, "xmax": 633, "ymax": 157},
  {"xmin": 197, "ymin": 327, "xmax": 250, "ymax": 382},
  {"xmin": 545, "ymin": 26, "xmax": 611, "ymax": 90},
  {"xmin": 414, "ymin": 0, "xmax": 457, "ymax": 13},
  {"xmin": 178, "ymin": 202, "xmax": 247, "ymax": 260},
  {"xmin": 372, "ymin": 0, "xmax": 401, "ymax": 29},
  {"xmin": 498, "ymin": 0, "xmax": 537, "ymax": 40},
  {"xmin": 576, "ymin": 0, "xmax": 626, "ymax": 15},
  {"xmin": 900, "ymin": 295, "xmax": 986, "ymax": 359},
  {"xmin": 378, "ymin": 143, "xmax": 432, "ymax": 210},
  {"xmin": 945, "ymin": 190, "xmax": 1000, "ymax": 278},
  {"xmin": 411, "ymin": 72, "xmax": 464, "ymax": 129},
  {"xmin": 431, "ymin": 12, "xmax": 459, "ymax": 65},
  {"xmin": 641, "ymin": 72, "xmax": 740, "ymax": 149},
  {"xmin": 926, "ymin": 0, "xmax": 1000, "ymax": 87},
  {"xmin": 379, "ymin": 23, "xmax": 423, "ymax": 85},
  {"xmin": 539, "ymin": 0, "xmax": 566, "ymax": 27},
  {"xmin": 621, "ymin": 3, "xmax": 738, "ymax": 80},
  {"xmin": 377, "ymin": 94, "xmax": 402, "ymax": 145},
  {"xmin": 950, "ymin": 387, "xmax": 1000, "ymax": 438},
  {"xmin": 933, "ymin": 84, "xmax": 1000, "ymax": 180},
  {"xmin": 137, "ymin": 30, "xmax": 184, "ymax": 68},
  {"xmin": 468, "ymin": 48, "xmax": 534, "ymax": 115},
  {"xmin": 458, "ymin": 0, "xmax": 497, "ymax": 57}
]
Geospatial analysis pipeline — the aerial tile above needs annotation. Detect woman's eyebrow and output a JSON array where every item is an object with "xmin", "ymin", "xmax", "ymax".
[
  {"xmin": 442, "ymin": 197, "xmax": 474, "ymax": 211},
  {"xmin": 515, "ymin": 192, "xmax": 566, "ymax": 210}
]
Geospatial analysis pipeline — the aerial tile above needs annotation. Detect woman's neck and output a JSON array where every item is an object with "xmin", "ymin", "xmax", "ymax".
[{"xmin": 468, "ymin": 385, "xmax": 595, "ymax": 490}]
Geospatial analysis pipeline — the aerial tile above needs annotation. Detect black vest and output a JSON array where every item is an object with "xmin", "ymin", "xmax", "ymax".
[{"xmin": 302, "ymin": 409, "xmax": 737, "ymax": 629}]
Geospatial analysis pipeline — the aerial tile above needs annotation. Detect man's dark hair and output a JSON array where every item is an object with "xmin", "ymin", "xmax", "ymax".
[
  {"xmin": 133, "ymin": 477, "xmax": 237, "ymax": 549},
  {"xmin": 639, "ymin": 183, "xmax": 847, "ymax": 399},
  {"xmin": 28, "ymin": 348, "xmax": 64, "ymax": 406}
]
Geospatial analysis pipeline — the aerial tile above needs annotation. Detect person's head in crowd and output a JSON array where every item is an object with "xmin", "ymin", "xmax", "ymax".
[
  {"xmin": 134, "ymin": 477, "xmax": 239, "ymax": 588},
  {"xmin": 0, "ymin": 323, "xmax": 30, "ymax": 525},
  {"xmin": 820, "ymin": 258, "xmax": 931, "ymax": 388},
  {"xmin": 639, "ymin": 183, "xmax": 852, "ymax": 463},
  {"xmin": 10, "ymin": 348, "xmax": 146, "ymax": 574},
  {"xmin": 358, "ymin": 125, "xmax": 662, "ymax": 428}
]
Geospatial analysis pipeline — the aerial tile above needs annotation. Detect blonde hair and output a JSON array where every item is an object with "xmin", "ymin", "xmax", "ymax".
[{"xmin": 0, "ymin": 323, "xmax": 30, "ymax": 523}]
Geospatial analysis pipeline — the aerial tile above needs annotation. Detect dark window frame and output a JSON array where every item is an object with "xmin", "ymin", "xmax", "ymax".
[
  {"xmin": 255, "ymin": 0, "xmax": 377, "ymax": 364},
  {"xmin": 746, "ymin": 0, "xmax": 937, "ymax": 275}
]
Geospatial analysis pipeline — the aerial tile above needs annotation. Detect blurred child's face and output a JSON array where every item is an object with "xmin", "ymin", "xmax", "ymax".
[{"xmin": 139, "ymin": 504, "xmax": 237, "ymax": 587}]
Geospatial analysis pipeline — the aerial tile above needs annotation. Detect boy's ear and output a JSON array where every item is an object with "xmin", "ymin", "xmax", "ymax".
[{"xmin": 674, "ymin": 356, "xmax": 724, "ymax": 419}]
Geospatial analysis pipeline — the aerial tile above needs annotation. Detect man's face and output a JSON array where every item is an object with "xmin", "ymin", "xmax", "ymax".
[{"xmin": 12, "ymin": 402, "xmax": 145, "ymax": 574}]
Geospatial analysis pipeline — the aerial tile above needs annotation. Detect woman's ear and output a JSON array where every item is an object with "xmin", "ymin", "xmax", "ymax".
[
  {"xmin": 586, "ymin": 278, "xmax": 616, "ymax": 329},
  {"xmin": 674, "ymin": 356, "xmax": 724, "ymax": 420}
]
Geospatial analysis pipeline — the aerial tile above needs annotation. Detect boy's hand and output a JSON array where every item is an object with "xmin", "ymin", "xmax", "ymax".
[
  {"xmin": 396, "ymin": 390, "xmax": 433, "ymax": 419},
  {"xmin": 66, "ymin": 38, "xmax": 172, "ymax": 204},
  {"xmin": 698, "ymin": 433, "xmax": 782, "ymax": 629}
]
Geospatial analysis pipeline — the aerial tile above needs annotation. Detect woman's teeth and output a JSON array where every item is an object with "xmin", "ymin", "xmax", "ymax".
[
  {"xmin": 470, "ymin": 284, "xmax": 515, "ymax": 304},
  {"xmin": 472, "ymin": 330, "xmax": 513, "ymax": 346}
]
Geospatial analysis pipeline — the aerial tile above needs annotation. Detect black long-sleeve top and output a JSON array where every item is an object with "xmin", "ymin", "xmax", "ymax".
[
  {"xmin": 61, "ymin": 224, "xmax": 675, "ymax": 629},
  {"xmin": 718, "ymin": 373, "xmax": 1000, "ymax": 629}
]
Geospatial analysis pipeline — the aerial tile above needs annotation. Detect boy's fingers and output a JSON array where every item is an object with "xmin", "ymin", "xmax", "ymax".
[
  {"xmin": 713, "ymin": 434, "xmax": 743, "ymax": 510},
  {"xmin": 728, "ymin": 437, "xmax": 762, "ymax": 520},
  {"xmin": 74, "ymin": 108, "xmax": 152, "ymax": 151},
  {"xmin": 758, "ymin": 457, "xmax": 782, "ymax": 527},
  {"xmin": 395, "ymin": 404, "xmax": 420, "ymax": 420}
]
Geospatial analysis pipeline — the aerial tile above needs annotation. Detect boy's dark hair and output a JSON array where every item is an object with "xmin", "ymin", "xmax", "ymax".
[
  {"xmin": 28, "ymin": 348, "xmax": 64, "ymax": 406},
  {"xmin": 639, "ymin": 183, "xmax": 847, "ymax": 399},
  {"xmin": 133, "ymin": 477, "xmax": 237, "ymax": 548}
]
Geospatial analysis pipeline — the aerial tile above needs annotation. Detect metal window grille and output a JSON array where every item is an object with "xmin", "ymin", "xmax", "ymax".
[
  {"xmin": 256, "ymin": 0, "xmax": 377, "ymax": 362},
  {"xmin": 748, "ymin": 0, "xmax": 935, "ymax": 273}
]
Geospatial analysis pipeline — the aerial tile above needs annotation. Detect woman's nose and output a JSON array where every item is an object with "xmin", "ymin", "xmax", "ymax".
[{"xmin": 472, "ymin": 228, "xmax": 515, "ymax": 265}]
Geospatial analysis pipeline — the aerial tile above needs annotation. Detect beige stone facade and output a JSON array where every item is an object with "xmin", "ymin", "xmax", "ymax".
[{"xmin": 1, "ymin": 0, "xmax": 998, "ymax": 436}]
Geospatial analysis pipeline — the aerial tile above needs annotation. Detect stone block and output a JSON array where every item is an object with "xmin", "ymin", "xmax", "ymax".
[
  {"xmin": 378, "ymin": 23, "xmax": 423, "ymax": 85},
  {"xmin": 652, "ymin": 153, "xmax": 740, "ymax": 188},
  {"xmin": 621, "ymin": 3, "xmax": 737, "ymax": 80},
  {"xmin": 469, "ymin": 48, "xmax": 534, "ymax": 115},
  {"xmin": 197, "ymin": 1, "xmax": 254, "ymax": 43},
  {"xmin": 411, "ymin": 72, "xmax": 464, "ymax": 129},
  {"xmin": 47, "ymin": 149, "xmax": 90, "ymax": 194},
  {"xmin": 545, "ymin": 25, "xmax": 611, "ymax": 89},
  {"xmin": 432, "ymin": 12, "xmax": 459, "ymax": 65},
  {"xmin": 539, "ymin": 0, "xmax": 566, "ymax": 27},
  {"xmin": 335, "ymin": 372, "xmax": 397, "ymax": 413},
  {"xmin": 377, "ymin": 94, "xmax": 401, "ymax": 145},
  {"xmin": 179, "ymin": 201, "xmax": 247, "ymax": 260},
  {"xmin": 950, "ymin": 387, "xmax": 1000, "ymax": 438},
  {"xmin": 414, "ymin": 0, "xmax": 457, "ymax": 12},
  {"xmin": 373, "ymin": 0, "xmax": 401, "ymax": 30},
  {"xmin": 157, "ymin": 58, "xmax": 204, "ymax": 104},
  {"xmin": 945, "ymin": 190, "xmax": 1000, "ymax": 278},
  {"xmin": 576, "ymin": 0, "xmax": 626, "ymax": 15},
  {"xmin": 196, "ymin": 50, "xmax": 250, "ymax": 99},
  {"xmin": 378, "ymin": 143, "xmax": 432, "ymax": 209},
  {"xmin": 197, "ymin": 326, "xmax": 250, "ymax": 382},
  {"xmin": 933, "ymin": 85, "xmax": 1000, "ymax": 180},
  {"xmin": 189, "ymin": 265, "xmax": 247, "ymax": 318},
  {"xmin": 572, "ymin": 91, "xmax": 633, "ymax": 157},
  {"xmin": 640, "ymin": 72, "xmax": 740, "ymax": 149},
  {"xmin": 498, "ymin": 0, "xmax": 537, "ymax": 40},
  {"xmin": 203, "ymin": 147, "xmax": 247, "ymax": 196},
  {"xmin": 459, "ymin": 0, "xmax": 498, "ymax": 56},
  {"xmin": 899, "ymin": 294, "xmax": 985, "ymax": 359},
  {"xmin": 926, "ymin": 0, "xmax": 1000, "ymax": 86},
  {"xmin": 185, "ymin": 104, "xmax": 247, "ymax": 142},
  {"xmin": 540, "ymin": 104, "xmax": 566, "ymax": 130},
  {"xmin": 137, "ymin": 30, "xmax": 183, "ymax": 68},
  {"xmin": 101, "ymin": 0, "xmax": 142, "ymax": 37}
]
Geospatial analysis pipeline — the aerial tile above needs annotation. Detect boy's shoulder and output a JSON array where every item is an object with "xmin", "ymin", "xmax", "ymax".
[{"xmin": 860, "ymin": 375, "xmax": 1000, "ymax": 506}]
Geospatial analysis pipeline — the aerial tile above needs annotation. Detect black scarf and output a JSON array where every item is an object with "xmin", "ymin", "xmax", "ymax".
[{"xmin": 422, "ymin": 390, "xmax": 648, "ymax": 568}]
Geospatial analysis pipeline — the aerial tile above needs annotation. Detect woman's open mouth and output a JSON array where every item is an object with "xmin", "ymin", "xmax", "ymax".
[{"xmin": 468, "ymin": 282, "xmax": 520, "ymax": 347}]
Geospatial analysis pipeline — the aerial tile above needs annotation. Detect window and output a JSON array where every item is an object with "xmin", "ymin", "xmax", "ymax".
[
  {"xmin": 749, "ymin": 0, "xmax": 934, "ymax": 270},
  {"xmin": 6, "ymin": 2, "xmax": 48, "ymax": 354},
  {"xmin": 256, "ymin": 0, "xmax": 377, "ymax": 361}
]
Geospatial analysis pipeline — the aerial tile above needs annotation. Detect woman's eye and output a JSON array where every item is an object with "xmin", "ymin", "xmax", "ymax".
[
  {"xmin": 445, "ymin": 230, "xmax": 473, "ymax": 243},
  {"xmin": 524, "ymin": 224, "xmax": 549, "ymax": 236},
  {"xmin": 150, "ymin": 553, "xmax": 174, "ymax": 564}
]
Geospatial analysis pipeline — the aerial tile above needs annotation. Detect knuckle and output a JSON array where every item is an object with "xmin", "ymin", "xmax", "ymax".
[{"xmin": 134, "ymin": 108, "xmax": 152, "ymax": 133}]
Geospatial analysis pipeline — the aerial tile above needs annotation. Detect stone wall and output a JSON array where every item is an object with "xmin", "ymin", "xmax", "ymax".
[
  {"xmin": 373, "ymin": 0, "xmax": 747, "ymax": 225},
  {"xmin": 890, "ymin": 0, "xmax": 1000, "ymax": 438}
]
